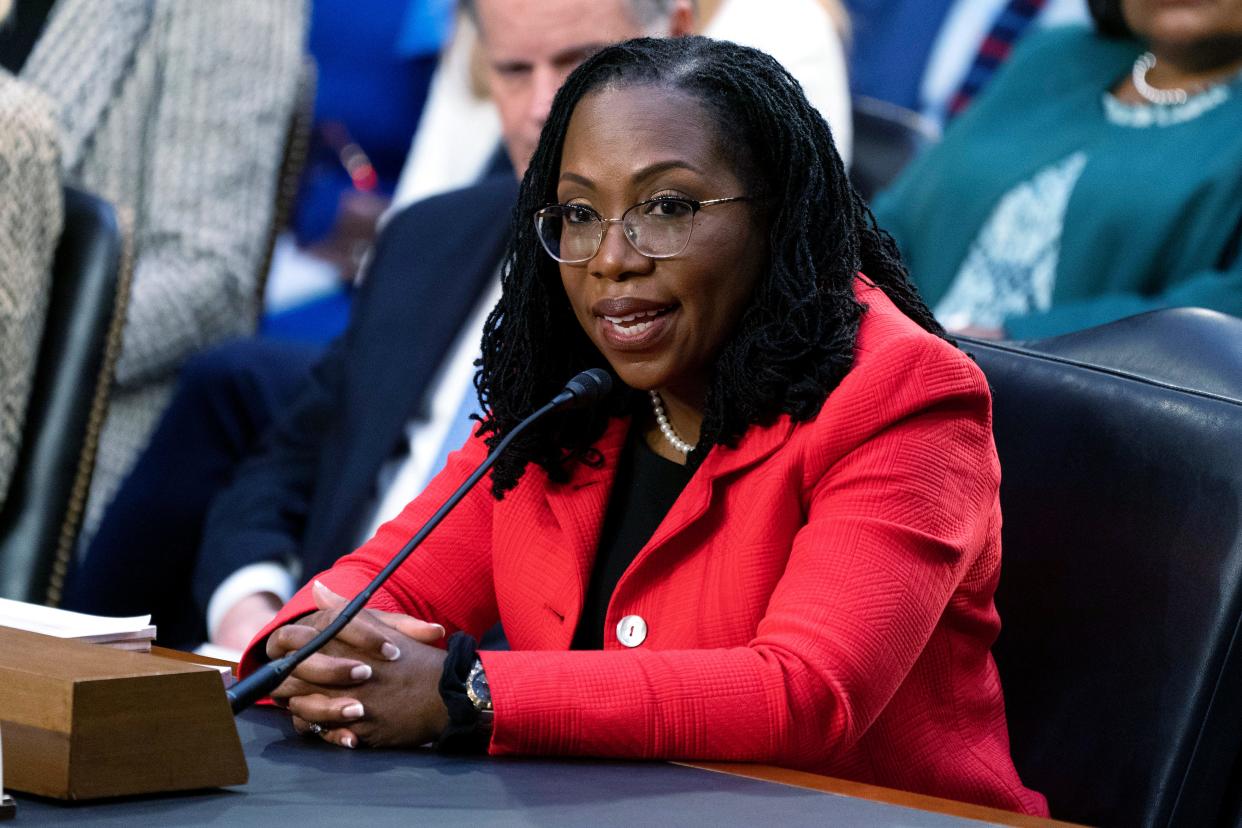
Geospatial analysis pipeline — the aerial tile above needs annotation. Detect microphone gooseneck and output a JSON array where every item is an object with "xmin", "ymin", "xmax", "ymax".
[{"xmin": 227, "ymin": 369, "xmax": 613, "ymax": 713}]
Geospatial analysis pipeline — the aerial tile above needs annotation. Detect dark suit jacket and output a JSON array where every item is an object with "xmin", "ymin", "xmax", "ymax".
[{"xmin": 192, "ymin": 175, "xmax": 519, "ymax": 610}]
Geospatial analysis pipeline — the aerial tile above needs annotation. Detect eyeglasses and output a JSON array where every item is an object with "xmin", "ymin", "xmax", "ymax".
[{"xmin": 534, "ymin": 196, "xmax": 753, "ymax": 263}]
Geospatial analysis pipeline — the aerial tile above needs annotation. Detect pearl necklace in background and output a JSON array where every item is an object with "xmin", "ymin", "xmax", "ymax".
[
  {"xmin": 1132, "ymin": 51, "xmax": 1191, "ymax": 106},
  {"xmin": 648, "ymin": 390, "xmax": 695, "ymax": 455}
]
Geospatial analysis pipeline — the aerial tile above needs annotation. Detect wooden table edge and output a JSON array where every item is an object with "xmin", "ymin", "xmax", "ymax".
[
  {"xmin": 676, "ymin": 762, "xmax": 1086, "ymax": 827},
  {"xmin": 150, "ymin": 647, "xmax": 238, "ymax": 674},
  {"xmin": 142, "ymin": 650, "xmax": 1084, "ymax": 827}
]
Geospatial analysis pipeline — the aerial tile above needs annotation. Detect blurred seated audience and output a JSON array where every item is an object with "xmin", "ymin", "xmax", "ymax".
[
  {"xmin": 260, "ymin": 0, "xmax": 453, "ymax": 345},
  {"xmin": 391, "ymin": 10, "xmax": 507, "ymax": 209},
  {"xmin": 699, "ymin": 0, "xmax": 852, "ymax": 162},
  {"xmin": 9, "ymin": 0, "xmax": 307, "ymax": 542},
  {"xmin": 0, "ymin": 0, "xmax": 61, "ymax": 507},
  {"xmin": 63, "ymin": 0, "xmax": 696, "ymax": 652},
  {"xmin": 845, "ymin": 0, "xmax": 1087, "ymax": 130},
  {"xmin": 393, "ymin": 0, "xmax": 852, "ymax": 210},
  {"xmin": 872, "ymin": 0, "xmax": 1242, "ymax": 339}
]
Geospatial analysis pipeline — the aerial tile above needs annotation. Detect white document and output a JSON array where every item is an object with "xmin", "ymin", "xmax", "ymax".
[
  {"xmin": 0, "ymin": 597, "xmax": 154, "ymax": 644},
  {"xmin": 1, "ymin": 723, "xmax": 12, "ymax": 814}
]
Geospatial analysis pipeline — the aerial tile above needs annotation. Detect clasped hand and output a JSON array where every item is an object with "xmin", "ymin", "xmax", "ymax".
[{"xmin": 266, "ymin": 581, "xmax": 451, "ymax": 749}]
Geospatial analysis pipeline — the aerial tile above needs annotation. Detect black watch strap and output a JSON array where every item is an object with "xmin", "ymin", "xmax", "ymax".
[{"xmin": 436, "ymin": 632, "xmax": 491, "ymax": 754}]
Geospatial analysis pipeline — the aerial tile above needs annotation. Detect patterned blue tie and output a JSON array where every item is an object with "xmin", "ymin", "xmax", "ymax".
[{"xmin": 947, "ymin": 0, "xmax": 1048, "ymax": 120}]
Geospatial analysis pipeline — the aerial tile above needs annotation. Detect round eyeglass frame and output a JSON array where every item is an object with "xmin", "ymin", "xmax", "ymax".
[{"xmin": 533, "ymin": 196, "xmax": 753, "ymax": 264}]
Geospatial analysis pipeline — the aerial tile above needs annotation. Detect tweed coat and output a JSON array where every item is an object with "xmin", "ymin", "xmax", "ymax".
[
  {"xmin": 244, "ymin": 282, "xmax": 1048, "ymax": 815},
  {"xmin": 19, "ymin": 0, "xmax": 306, "ymax": 538},
  {"xmin": 0, "ymin": 72, "xmax": 61, "ymax": 507}
]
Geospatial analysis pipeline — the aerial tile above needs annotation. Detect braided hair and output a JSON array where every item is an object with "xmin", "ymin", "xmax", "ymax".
[
  {"xmin": 476, "ymin": 35, "xmax": 945, "ymax": 498},
  {"xmin": 1086, "ymin": 0, "xmax": 1132, "ymax": 37}
]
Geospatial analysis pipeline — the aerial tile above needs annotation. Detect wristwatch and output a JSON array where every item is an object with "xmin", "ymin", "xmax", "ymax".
[{"xmin": 465, "ymin": 657, "xmax": 494, "ymax": 728}]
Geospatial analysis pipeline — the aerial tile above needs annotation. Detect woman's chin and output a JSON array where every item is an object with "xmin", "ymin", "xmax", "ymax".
[
  {"xmin": 586, "ymin": 315, "xmax": 680, "ymax": 390},
  {"xmin": 606, "ymin": 365, "xmax": 670, "ymax": 394}
]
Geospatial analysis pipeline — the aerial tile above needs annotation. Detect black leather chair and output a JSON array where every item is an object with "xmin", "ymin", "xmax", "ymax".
[
  {"xmin": 960, "ymin": 309, "xmax": 1242, "ymax": 827},
  {"xmin": 1022, "ymin": 307, "xmax": 1242, "ymax": 400},
  {"xmin": 1225, "ymin": 756, "xmax": 1242, "ymax": 828},
  {"xmin": 0, "ymin": 187, "xmax": 128, "ymax": 605},
  {"xmin": 848, "ymin": 95, "xmax": 939, "ymax": 201}
]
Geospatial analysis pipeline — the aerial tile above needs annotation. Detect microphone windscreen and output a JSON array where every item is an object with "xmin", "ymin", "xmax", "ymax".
[{"xmin": 560, "ymin": 368, "xmax": 613, "ymax": 408}]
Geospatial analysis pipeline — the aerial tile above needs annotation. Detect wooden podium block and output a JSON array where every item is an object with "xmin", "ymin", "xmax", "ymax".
[{"xmin": 0, "ymin": 627, "xmax": 247, "ymax": 800}]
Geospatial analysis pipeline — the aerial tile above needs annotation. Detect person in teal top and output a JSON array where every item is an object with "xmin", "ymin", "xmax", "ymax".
[{"xmin": 872, "ymin": 0, "xmax": 1242, "ymax": 340}]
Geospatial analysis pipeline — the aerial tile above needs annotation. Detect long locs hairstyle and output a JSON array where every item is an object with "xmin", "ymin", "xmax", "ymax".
[{"xmin": 475, "ymin": 36, "xmax": 944, "ymax": 498}]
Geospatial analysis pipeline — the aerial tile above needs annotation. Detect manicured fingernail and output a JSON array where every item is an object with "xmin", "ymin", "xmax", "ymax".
[
  {"xmin": 431, "ymin": 623, "xmax": 446, "ymax": 638},
  {"xmin": 381, "ymin": 642, "xmax": 400, "ymax": 660},
  {"xmin": 342, "ymin": 703, "xmax": 364, "ymax": 719},
  {"xmin": 342, "ymin": 735, "xmax": 356, "ymax": 749},
  {"xmin": 350, "ymin": 664, "xmax": 372, "ymax": 680}
]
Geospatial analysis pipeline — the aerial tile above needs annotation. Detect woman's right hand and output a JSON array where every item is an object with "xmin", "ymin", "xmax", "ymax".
[{"xmin": 215, "ymin": 592, "xmax": 282, "ymax": 651}]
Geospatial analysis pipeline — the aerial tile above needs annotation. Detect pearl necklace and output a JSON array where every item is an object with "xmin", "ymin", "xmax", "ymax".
[
  {"xmin": 1132, "ymin": 51, "xmax": 1190, "ymax": 106},
  {"xmin": 648, "ymin": 390, "xmax": 695, "ymax": 455}
]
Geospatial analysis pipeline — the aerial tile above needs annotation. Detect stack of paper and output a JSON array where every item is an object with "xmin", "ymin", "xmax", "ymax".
[
  {"xmin": 1, "ymin": 722, "xmax": 15, "ymax": 819},
  {"xmin": 0, "ymin": 598, "xmax": 156, "ymax": 652}
]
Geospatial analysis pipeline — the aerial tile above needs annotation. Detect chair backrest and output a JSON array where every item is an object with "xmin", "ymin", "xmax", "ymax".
[
  {"xmin": 960, "ymin": 310, "xmax": 1242, "ymax": 827},
  {"xmin": 1020, "ymin": 307, "xmax": 1242, "ymax": 400},
  {"xmin": 0, "ymin": 187, "xmax": 128, "ymax": 605},
  {"xmin": 1224, "ymin": 755, "xmax": 1242, "ymax": 828},
  {"xmin": 848, "ymin": 95, "xmax": 939, "ymax": 201}
]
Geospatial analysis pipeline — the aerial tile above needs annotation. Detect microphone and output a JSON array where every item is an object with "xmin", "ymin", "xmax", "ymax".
[
  {"xmin": 227, "ymin": 369, "xmax": 613, "ymax": 713},
  {"xmin": 550, "ymin": 367, "xmax": 612, "ymax": 410}
]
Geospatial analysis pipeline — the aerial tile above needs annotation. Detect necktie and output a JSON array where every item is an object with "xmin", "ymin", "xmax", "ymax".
[{"xmin": 946, "ymin": 0, "xmax": 1049, "ymax": 120}]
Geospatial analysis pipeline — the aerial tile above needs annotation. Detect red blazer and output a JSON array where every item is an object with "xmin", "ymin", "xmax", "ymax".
[{"xmin": 243, "ymin": 282, "xmax": 1048, "ymax": 816}]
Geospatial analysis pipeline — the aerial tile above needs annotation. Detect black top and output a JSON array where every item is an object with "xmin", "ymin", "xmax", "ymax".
[
  {"xmin": 571, "ymin": 424, "xmax": 702, "ymax": 650},
  {"xmin": 0, "ymin": 0, "xmax": 56, "ymax": 74}
]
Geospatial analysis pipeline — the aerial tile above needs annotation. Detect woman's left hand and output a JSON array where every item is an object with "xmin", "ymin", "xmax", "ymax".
[
  {"xmin": 270, "ymin": 584, "xmax": 452, "ymax": 749},
  {"xmin": 281, "ymin": 634, "xmax": 452, "ymax": 749}
]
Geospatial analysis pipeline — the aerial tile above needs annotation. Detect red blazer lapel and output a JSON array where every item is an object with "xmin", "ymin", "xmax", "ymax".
[
  {"xmin": 621, "ymin": 416, "xmax": 797, "ymax": 590},
  {"xmin": 511, "ymin": 414, "xmax": 795, "ymax": 647},
  {"xmin": 537, "ymin": 418, "xmax": 629, "ymax": 643}
]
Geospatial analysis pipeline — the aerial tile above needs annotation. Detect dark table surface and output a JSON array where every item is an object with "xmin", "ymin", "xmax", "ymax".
[{"xmin": 12, "ymin": 708, "xmax": 1000, "ymax": 826}]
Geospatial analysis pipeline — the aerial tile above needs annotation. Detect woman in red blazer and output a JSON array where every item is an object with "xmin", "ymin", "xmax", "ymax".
[{"xmin": 242, "ymin": 36, "xmax": 1047, "ymax": 816}]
